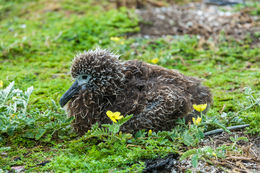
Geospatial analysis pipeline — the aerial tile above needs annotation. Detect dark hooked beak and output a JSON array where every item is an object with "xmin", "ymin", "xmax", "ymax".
[
  {"xmin": 59, "ymin": 80, "xmax": 81, "ymax": 107},
  {"xmin": 59, "ymin": 75, "xmax": 91, "ymax": 107}
]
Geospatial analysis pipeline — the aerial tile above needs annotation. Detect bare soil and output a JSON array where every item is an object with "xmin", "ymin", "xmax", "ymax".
[
  {"xmin": 144, "ymin": 131, "xmax": 260, "ymax": 172},
  {"xmin": 135, "ymin": 2, "xmax": 260, "ymax": 45},
  {"xmin": 178, "ymin": 131, "xmax": 260, "ymax": 172}
]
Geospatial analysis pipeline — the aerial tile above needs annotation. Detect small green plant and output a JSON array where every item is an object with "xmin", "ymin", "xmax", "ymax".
[
  {"xmin": 180, "ymin": 104, "xmax": 230, "ymax": 147},
  {"xmin": 80, "ymin": 112, "xmax": 133, "ymax": 142},
  {"xmin": 0, "ymin": 81, "xmax": 34, "ymax": 137},
  {"xmin": 180, "ymin": 146, "xmax": 221, "ymax": 167},
  {"xmin": 180, "ymin": 135, "xmax": 248, "ymax": 168},
  {"xmin": 0, "ymin": 82, "xmax": 74, "ymax": 143},
  {"xmin": 67, "ymin": 111, "xmax": 134, "ymax": 156},
  {"xmin": 230, "ymin": 135, "xmax": 248, "ymax": 149}
]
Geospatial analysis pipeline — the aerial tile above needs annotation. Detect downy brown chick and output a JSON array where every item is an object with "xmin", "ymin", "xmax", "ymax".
[{"xmin": 60, "ymin": 48, "xmax": 212, "ymax": 135}]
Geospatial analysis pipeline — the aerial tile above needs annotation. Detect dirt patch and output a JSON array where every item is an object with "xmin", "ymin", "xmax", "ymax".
[
  {"xmin": 115, "ymin": 0, "xmax": 180, "ymax": 9},
  {"xmin": 143, "ymin": 131, "xmax": 260, "ymax": 173},
  {"xmin": 178, "ymin": 131, "xmax": 260, "ymax": 172},
  {"xmin": 143, "ymin": 130, "xmax": 260, "ymax": 172},
  {"xmin": 136, "ymin": 3, "xmax": 259, "ymax": 43}
]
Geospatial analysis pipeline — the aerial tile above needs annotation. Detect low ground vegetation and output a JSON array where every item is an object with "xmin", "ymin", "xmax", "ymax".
[{"xmin": 0, "ymin": 0, "xmax": 259, "ymax": 172}]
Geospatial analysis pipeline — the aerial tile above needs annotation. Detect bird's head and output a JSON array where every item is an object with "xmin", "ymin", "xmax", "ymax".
[{"xmin": 59, "ymin": 49, "xmax": 125, "ymax": 107}]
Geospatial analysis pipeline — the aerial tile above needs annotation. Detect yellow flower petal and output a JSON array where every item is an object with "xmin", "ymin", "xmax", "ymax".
[
  {"xmin": 106, "ymin": 110, "xmax": 113, "ymax": 118},
  {"xmin": 110, "ymin": 117, "xmax": 117, "ymax": 123},
  {"xmin": 151, "ymin": 58, "xmax": 159, "ymax": 64},
  {"xmin": 106, "ymin": 110, "xmax": 123, "ymax": 123},
  {"xmin": 148, "ymin": 129, "xmax": 152, "ymax": 136},
  {"xmin": 193, "ymin": 104, "xmax": 207, "ymax": 112},
  {"xmin": 192, "ymin": 117, "xmax": 196, "ymax": 124},
  {"xmin": 192, "ymin": 117, "xmax": 202, "ymax": 125},
  {"xmin": 113, "ymin": 112, "xmax": 124, "ymax": 120},
  {"xmin": 114, "ymin": 112, "xmax": 121, "ymax": 117},
  {"xmin": 0, "ymin": 80, "xmax": 3, "ymax": 88},
  {"xmin": 196, "ymin": 117, "xmax": 202, "ymax": 124},
  {"xmin": 116, "ymin": 115, "xmax": 123, "ymax": 120}
]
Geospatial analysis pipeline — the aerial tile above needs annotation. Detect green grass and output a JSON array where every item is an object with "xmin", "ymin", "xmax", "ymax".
[{"xmin": 0, "ymin": 0, "xmax": 259, "ymax": 172}]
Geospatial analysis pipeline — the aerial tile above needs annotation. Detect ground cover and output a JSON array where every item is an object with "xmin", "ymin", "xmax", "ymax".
[{"xmin": 0, "ymin": 0, "xmax": 259, "ymax": 172}]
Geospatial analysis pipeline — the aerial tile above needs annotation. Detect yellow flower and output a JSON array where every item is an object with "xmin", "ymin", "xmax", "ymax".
[
  {"xmin": 110, "ymin": 37, "xmax": 124, "ymax": 44},
  {"xmin": 10, "ymin": 114, "xmax": 16, "ymax": 120},
  {"xmin": 148, "ymin": 129, "xmax": 152, "ymax": 136},
  {"xmin": 192, "ymin": 117, "xmax": 202, "ymax": 125},
  {"xmin": 0, "ymin": 80, "xmax": 3, "ymax": 88},
  {"xmin": 110, "ymin": 37, "xmax": 120, "ymax": 42},
  {"xmin": 193, "ymin": 104, "xmax": 207, "ymax": 112},
  {"xmin": 212, "ymin": 152, "xmax": 217, "ymax": 157},
  {"xmin": 106, "ymin": 110, "xmax": 123, "ymax": 123},
  {"xmin": 151, "ymin": 58, "xmax": 159, "ymax": 64}
]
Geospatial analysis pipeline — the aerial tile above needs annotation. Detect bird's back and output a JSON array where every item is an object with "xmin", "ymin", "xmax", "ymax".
[{"xmin": 123, "ymin": 60, "xmax": 211, "ymax": 105}]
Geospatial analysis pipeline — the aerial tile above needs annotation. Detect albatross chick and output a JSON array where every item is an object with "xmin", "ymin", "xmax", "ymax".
[{"xmin": 60, "ymin": 48, "xmax": 212, "ymax": 134}]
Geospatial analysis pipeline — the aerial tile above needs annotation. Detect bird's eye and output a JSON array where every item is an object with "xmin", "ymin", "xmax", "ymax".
[{"xmin": 82, "ymin": 75, "xmax": 88, "ymax": 80}]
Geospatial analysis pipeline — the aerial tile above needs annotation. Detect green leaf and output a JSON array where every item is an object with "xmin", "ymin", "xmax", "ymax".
[
  {"xmin": 183, "ymin": 131, "xmax": 194, "ymax": 146},
  {"xmin": 135, "ymin": 130, "xmax": 146, "ymax": 138},
  {"xmin": 180, "ymin": 148, "xmax": 197, "ymax": 160},
  {"xmin": 23, "ymin": 131, "xmax": 35, "ymax": 139},
  {"xmin": 35, "ymin": 128, "xmax": 46, "ymax": 140},
  {"xmin": 0, "ymin": 146, "xmax": 11, "ymax": 152},
  {"xmin": 198, "ymin": 129, "xmax": 204, "ymax": 139},
  {"xmin": 191, "ymin": 154, "xmax": 198, "ymax": 168},
  {"xmin": 64, "ymin": 116, "xmax": 74, "ymax": 124},
  {"xmin": 236, "ymin": 136, "xmax": 248, "ymax": 142},
  {"xmin": 6, "ymin": 126, "xmax": 15, "ymax": 136},
  {"xmin": 117, "ymin": 114, "xmax": 133, "ymax": 126},
  {"xmin": 230, "ymin": 136, "xmax": 235, "ymax": 142}
]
